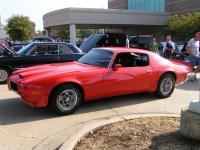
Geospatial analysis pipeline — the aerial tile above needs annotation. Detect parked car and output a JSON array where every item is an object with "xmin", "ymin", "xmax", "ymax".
[
  {"xmin": 129, "ymin": 35, "xmax": 153, "ymax": 50},
  {"xmin": 0, "ymin": 42, "xmax": 85, "ymax": 84},
  {"xmin": 28, "ymin": 36, "xmax": 55, "ymax": 43},
  {"xmin": 8, "ymin": 47, "xmax": 190, "ymax": 115},
  {"xmin": 9, "ymin": 42, "xmax": 28, "ymax": 52},
  {"xmin": 79, "ymin": 33, "xmax": 126, "ymax": 53},
  {"xmin": 6, "ymin": 37, "xmax": 56, "ymax": 52},
  {"xmin": 160, "ymin": 42, "xmax": 188, "ymax": 61}
]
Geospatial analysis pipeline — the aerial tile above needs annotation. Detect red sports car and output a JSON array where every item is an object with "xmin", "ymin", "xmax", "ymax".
[{"xmin": 7, "ymin": 48, "xmax": 190, "ymax": 115}]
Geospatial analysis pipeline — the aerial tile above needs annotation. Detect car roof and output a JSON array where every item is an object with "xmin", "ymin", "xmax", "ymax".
[
  {"xmin": 32, "ymin": 36, "xmax": 53, "ymax": 39},
  {"xmin": 32, "ymin": 42, "xmax": 71, "ymax": 45},
  {"xmin": 93, "ymin": 47, "xmax": 152, "ymax": 54}
]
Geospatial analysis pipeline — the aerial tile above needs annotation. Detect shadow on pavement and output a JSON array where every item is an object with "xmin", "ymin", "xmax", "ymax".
[
  {"xmin": 175, "ymin": 80, "xmax": 199, "ymax": 91},
  {"xmin": 0, "ymin": 92, "xmax": 159, "ymax": 125}
]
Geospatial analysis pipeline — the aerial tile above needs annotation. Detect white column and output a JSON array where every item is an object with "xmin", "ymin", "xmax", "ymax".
[
  {"xmin": 46, "ymin": 28, "xmax": 50, "ymax": 37},
  {"xmin": 70, "ymin": 24, "xmax": 76, "ymax": 45}
]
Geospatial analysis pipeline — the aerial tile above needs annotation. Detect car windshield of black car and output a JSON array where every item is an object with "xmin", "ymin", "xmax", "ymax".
[{"xmin": 16, "ymin": 43, "xmax": 35, "ymax": 55}]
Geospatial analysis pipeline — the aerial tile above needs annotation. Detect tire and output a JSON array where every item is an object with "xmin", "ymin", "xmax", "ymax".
[
  {"xmin": 49, "ymin": 84, "xmax": 83, "ymax": 115},
  {"xmin": 154, "ymin": 74, "xmax": 175, "ymax": 98},
  {"xmin": 0, "ymin": 68, "xmax": 11, "ymax": 84}
]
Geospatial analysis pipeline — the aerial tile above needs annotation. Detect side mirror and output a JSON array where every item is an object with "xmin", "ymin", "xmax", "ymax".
[{"xmin": 113, "ymin": 64, "xmax": 122, "ymax": 71}]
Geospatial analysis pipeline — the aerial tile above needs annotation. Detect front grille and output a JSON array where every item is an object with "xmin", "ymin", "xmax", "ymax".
[{"xmin": 10, "ymin": 81, "xmax": 18, "ymax": 92}]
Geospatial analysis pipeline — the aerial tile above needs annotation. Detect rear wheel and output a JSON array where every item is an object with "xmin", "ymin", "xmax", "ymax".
[
  {"xmin": 49, "ymin": 84, "xmax": 82, "ymax": 115},
  {"xmin": 154, "ymin": 74, "xmax": 175, "ymax": 98},
  {"xmin": 0, "ymin": 68, "xmax": 11, "ymax": 84}
]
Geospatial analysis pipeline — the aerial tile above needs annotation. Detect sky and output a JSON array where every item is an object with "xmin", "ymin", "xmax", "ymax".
[{"xmin": 0, "ymin": 0, "xmax": 108, "ymax": 31}]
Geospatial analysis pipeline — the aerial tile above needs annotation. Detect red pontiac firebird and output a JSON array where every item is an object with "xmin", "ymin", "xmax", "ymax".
[{"xmin": 7, "ymin": 48, "xmax": 190, "ymax": 115}]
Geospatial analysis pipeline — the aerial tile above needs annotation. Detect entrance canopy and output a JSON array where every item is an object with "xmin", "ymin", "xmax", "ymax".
[{"xmin": 43, "ymin": 7, "xmax": 171, "ymax": 44}]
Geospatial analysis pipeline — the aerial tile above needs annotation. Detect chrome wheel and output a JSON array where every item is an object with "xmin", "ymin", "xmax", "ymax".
[
  {"xmin": 160, "ymin": 77, "xmax": 173, "ymax": 95},
  {"xmin": 57, "ymin": 89, "xmax": 78, "ymax": 111},
  {"xmin": 0, "ymin": 68, "xmax": 10, "ymax": 84},
  {"xmin": 0, "ymin": 70, "xmax": 8, "ymax": 81},
  {"xmin": 50, "ymin": 84, "xmax": 82, "ymax": 115},
  {"xmin": 154, "ymin": 74, "xmax": 175, "ymax": 98}
]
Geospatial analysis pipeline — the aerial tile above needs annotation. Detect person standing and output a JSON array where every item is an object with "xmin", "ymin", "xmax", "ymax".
[
  {"xmin": 149, "ymin": 38, "xmax": 158, "ymax": 53},
  {"xmin": 81, "ymin": 36, "xmax": 87, "ymax": 45},
  {"xmin": 125, "ymin": 35, "xmax": 129, "ymax": 48},
  {"xmin": 186, "ymin": 32, "xmax": 200, "ymax": 81},
  {"xmin": 163, "ymin": 35, "xmax": 175, "ymax": 59}
]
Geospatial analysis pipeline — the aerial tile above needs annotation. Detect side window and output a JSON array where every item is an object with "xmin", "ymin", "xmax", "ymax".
[
  {"xmin": 134, "ymin": 53, "xmax": 149, "ymax": 67},
  {"xmin": 35, "ymin": 45, "xmax": 48, "ymax": 55},
  {"xmin": 49, "ymin": 45, "xmax": 58, "ymax": 54},
  {"xmin": 29, "ymin": 46, "xmax": 37, "ymax": 55},
  {"xmin": 59, "ymin": 46, "xmax": 72, "ymax": 54},
  {"xmin": 113, "ymin": 52, "xmax": 149, "ymax": 68}
]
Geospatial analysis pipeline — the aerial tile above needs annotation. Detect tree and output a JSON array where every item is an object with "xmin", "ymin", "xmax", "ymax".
[
  {"xmin": 6, "ymin": 15, "xmax": 35, "ymax": 41},
  {"xmin": 42, "ymin": 30, "xmax": 46, "ymax": 35},
  {"xmin": 37, "ymin": 30, "xmax": 43, "ymax": 36},
  {"xmin": 161, "ymin": 12, "xmax": 200, "ymax": 43},
  {"xmin": 56, "ymin": 29, "xmax": 70, "ymax": 40},
  {"xmin": 55, "ymin": 29, "xmax": 98, "ymax": 40},
  {"xmin": 78, "ymin": 29, "xmax": 97, "ymax": 38}
]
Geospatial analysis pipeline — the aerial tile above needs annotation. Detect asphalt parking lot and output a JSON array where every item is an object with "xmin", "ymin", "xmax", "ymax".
[{"xmin": 0, "ymin": 76, "xmax": 200, "ymax": 150}]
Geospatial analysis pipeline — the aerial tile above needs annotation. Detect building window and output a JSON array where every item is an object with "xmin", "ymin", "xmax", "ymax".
[{"xmin": 127, "ymin": 0, "xmax": 165, "ymax": 12}]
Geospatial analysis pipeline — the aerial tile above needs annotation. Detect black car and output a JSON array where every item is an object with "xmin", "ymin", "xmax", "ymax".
[
  {"xmin": 7, "ymin": 37, "xmax": 55, "ymax": 52},
  {"xmin": 0, "ymin": 42, "xmax": 85, "ymax": 84},
  {"xmin": 79, "ymin": 33, "xmax": 126, "ymax": 53},
  {"xmin": 9, "ymin": 42, "xmax": 28, "ymax": 52},
  {"xmin": 160, "ymin": 42, "xmax": 188, "ymax": 61},
  {"xmin": 129, "ymin": 35, "xmax": 153, "ymax": 50}
]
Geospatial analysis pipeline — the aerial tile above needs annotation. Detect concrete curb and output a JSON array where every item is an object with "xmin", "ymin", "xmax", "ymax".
[{"xmin": 59, "ymin": 113, "xmax": 180, "ymax": 150}]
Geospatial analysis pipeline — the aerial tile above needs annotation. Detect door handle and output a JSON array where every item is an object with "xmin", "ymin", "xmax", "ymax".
[{"xmin": 146, "ymin": 70, "xmax": 153, "ymax": 73}]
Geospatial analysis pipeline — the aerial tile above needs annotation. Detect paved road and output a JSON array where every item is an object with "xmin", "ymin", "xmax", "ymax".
[{"xmin": 0, "ymin": 77, "xmax": 199, "ymax": 150}]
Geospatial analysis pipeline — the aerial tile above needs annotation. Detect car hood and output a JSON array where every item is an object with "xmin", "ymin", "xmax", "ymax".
[{"xmin": 12, "ymin": 61, "xmax": 100, "ymax": 79}]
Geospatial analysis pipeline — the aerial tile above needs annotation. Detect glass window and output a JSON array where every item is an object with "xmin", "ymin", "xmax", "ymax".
[
  {"xmin": 35, "ymin": 45, "xmax": 49, "ymax": 55},
  {"xmin": 59, "ymin": 46, "xmax": 72, "ymax": 54},
  {"xmin": 49, "ymin": 45, "xmax": 58, "ymax": 54},
  {"xmin": 78, "ymin": 49, "xmax": 113, "ymax": 68},
  {"xmin": 17, "ymin": 43, "xmax": 35, "ymax": 55},
  {"xmin": 113, "ymin": 52, "xmax": 149, "ymax": 68},
  {"xmin": 127, "ymin": 0, "xmax": 165, "ymax": 12}
]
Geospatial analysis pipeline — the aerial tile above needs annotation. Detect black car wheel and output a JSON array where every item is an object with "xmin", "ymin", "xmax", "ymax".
[
  {"xmin": 0, "ymin": 68, "xmax": 11, "ymax": 84},
  {"xmin": 49, "ymin": 84, "xmax": 83, "ymax": 115},
  {"xmin": 154, "ymin": 74, "xmax": 175, "ymax": 98}
]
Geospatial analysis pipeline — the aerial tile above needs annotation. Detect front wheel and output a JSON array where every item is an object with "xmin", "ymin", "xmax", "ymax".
[
  {"xmin": 49, "ymin": 84, "xmax": 83, "ymax": 115},
  {"xmin": 154, "ymin": 74, "xmax": 175, "ymax": 98},
  {"xmin": 0, "ymin": 68, "xmax": 11, "ymax": 84}
]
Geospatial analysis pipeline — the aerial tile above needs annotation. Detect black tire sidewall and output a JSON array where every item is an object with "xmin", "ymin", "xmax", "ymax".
[{"xmin": 50, "ymin": 84, "xmax": 82, "ymax": 115}]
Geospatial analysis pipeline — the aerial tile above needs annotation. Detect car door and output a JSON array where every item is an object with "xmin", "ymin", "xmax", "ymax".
[
  {"xmin": 101, "ymin": 52, "xmax": 154, "ymax": 97},
  {"xmin": 25, "ymin": 44, "xmax": 60, "ymax": 67}
]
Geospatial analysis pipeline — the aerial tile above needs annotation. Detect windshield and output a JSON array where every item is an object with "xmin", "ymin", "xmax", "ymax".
[
  {"xmin": 16, "ymin": 43, "xmax": 35, "ymax": 55},
  {"xmin": 78, "ymin": 48, "xmax": 113, "ymax": 68}
]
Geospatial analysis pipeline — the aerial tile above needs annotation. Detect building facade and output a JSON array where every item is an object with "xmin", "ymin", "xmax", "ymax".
[
  {"xmin": 108, "ymin": 0, "xmax": 200, "ymax": 41},
  {"xmin": 44, "ymin": 1, "xmax": 200, "ymax": 43},
  {"xmin": 108, "ymin": 0, "xmax": 200, "ymax": 15}
]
